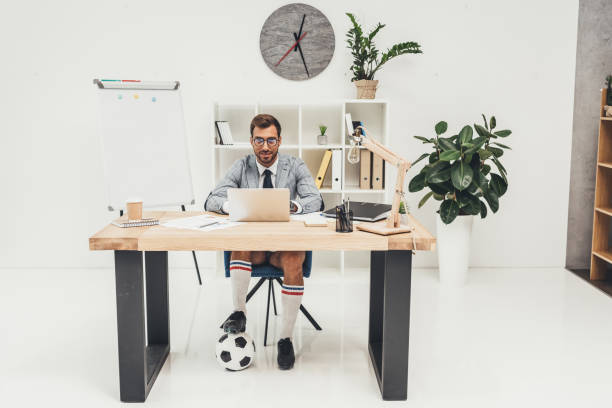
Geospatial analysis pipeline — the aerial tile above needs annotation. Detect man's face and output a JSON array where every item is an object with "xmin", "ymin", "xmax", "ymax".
[{"xmin": 251, "ymin": 125, "xmax": 281, "ymax": 166}]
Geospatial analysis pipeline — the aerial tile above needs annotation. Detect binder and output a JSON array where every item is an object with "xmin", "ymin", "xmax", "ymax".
[
  {"xmin": 372, "ymin": 154, "xmax": 385, "ymax": 190},
  {"xmin": 360, "ymin": 150, "xmax": 372, "ymax": 189},
  {"xmin": 315, "ymin": 149, "xmax": 333, "ymax": 189},
  {"xmin": 331, "ymin": 149, "xmax": 342, "ymax": 191}
]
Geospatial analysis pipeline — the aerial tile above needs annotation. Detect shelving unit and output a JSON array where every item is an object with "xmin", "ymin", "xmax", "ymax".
[
  {"xmin": 212, "ymin": 100, "xmax": 390, "ymax": 274},
  {"xmin": 590, "ymin": 88, "xmax": 612, "ymax": 280}
]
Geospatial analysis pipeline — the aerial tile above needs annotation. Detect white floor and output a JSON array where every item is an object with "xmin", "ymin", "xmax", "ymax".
[{"xmin": 1, "ymin": 266, "xmax": 612, "ymax": 408}]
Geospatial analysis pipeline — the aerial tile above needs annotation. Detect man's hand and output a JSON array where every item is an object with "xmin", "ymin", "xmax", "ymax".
[{"xmin": 290, "ymin": 201, "xmax": 298, "ymax": 214}]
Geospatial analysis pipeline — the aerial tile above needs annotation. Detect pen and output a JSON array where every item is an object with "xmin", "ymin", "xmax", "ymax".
[{"xmin": 198, "ymin": 221, "xmax": 219, "ymax": 228}]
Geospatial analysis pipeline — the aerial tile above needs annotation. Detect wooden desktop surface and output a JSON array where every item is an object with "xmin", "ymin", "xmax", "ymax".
[{"xmin": 89, "ymin": 211, "xmax": 436, "ymax": 252}]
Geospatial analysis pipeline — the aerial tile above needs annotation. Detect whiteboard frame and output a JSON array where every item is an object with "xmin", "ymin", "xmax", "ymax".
[{"xmin": 95, "ymin": 79, "xmax": 195, "ymax": 211}]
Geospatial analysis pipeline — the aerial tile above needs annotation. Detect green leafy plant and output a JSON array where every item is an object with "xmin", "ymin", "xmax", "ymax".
[
  {"xmin": 319, "ymin": 125, "xmax": 328, "ymax": 135},
  {"xmin": 345, "ymin": 13, "xmax": 422, "ymax": 81},
  {"xmin": 408, "ymin": 115, "xmax": 512, "ymax": 224},
  {"xmin": 399, "ymin": 201, "xmax": 409, "ymax": 214}
]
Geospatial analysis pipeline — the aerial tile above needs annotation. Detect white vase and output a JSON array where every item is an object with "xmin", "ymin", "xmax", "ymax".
[{"xmin": 436, "ymin": 215, "xmax": 473, "ymax": 286}]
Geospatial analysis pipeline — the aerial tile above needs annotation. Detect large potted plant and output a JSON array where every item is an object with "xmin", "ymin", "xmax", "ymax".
[
  {"xmin": 345, "ymin": 13, "xmax": 422, "ymax": 99},
  {"xmin": 408, "ymin": 115, "xmax": 512, "ymax": 285}
]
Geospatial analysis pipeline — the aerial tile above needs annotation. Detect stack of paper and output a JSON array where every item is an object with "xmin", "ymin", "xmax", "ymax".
[
  {"xmin": 161, "ymin": 214, "xmax": 241, "ymax": 232},
  {"xmin": 290, "ymin": 212, "xmax": 329, "ymax": 227}
]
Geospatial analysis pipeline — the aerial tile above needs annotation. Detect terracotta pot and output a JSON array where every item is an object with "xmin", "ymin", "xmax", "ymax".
[{"xmin": 354, "ymin": 79, "xmax": 378, "ymax": 99}]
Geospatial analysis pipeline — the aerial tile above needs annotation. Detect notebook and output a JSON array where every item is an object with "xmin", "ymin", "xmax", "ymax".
[
  {"xmin": 112, "ymin": 218, "xmax": 159, "ymax": 228},
  {"xmin": 322, "ymin": 201, "xmax": 391, "ymax": 222}
]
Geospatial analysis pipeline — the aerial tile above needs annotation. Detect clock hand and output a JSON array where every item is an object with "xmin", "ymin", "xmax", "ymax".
[
  {"xmin": 274, "ymin": 31, "xmax": 308, "ymax": 67},
  {"xmin": 293, "ymin": 32, "xmax": 310, "ymax": 77},
  {"xmin": 294, "ymin": 14, "xmax": 306, "ymax": 52}
]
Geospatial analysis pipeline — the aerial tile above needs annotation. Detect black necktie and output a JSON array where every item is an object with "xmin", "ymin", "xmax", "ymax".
[{"xmin": 263, "ymin": 169, "xmax": 273, "ymax": 188}]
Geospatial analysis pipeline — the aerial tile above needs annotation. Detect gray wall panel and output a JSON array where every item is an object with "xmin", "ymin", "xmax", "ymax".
[{"xmin": 566, "ymin": 0, "xmax": 612, "ymax": 269}]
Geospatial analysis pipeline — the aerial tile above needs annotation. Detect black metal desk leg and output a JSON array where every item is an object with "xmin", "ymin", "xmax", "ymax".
[
  {"xmin": 368, "ymin": 250, "xmax": 412, "ymax": 401},
  {"xmin": 144, "ymin": 251, "xmax": 170, "ymax": 390},
  {"xmin": 114, "ymin": 250, "xmax": 170, "ymax": 402}
]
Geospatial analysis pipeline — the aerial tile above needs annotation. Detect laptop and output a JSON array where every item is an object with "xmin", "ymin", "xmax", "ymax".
[
  {"xmin": 322, "ymin": 201, "xmax": 391, "ymax": 222},
  {"xmin": 228, "ymin": 188, "xmax": 290, "ymax": 222}
]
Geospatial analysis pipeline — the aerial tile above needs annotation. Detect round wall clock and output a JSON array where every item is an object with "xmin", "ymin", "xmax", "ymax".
[{"xmin": 260, "ymin": 3, "xmax": 335, "ymax": 81}]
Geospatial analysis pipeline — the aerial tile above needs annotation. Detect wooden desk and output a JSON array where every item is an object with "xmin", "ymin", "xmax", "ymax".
[{"xmin": 89, "ymin": 211, "xmax": 435, "ymax": 402}]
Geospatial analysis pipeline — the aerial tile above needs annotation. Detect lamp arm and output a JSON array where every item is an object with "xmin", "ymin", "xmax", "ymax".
[
  {"xmin": 358, "ymin": 135, "xmax": 407, "ymax": 168},
  {"xmin": 351, "ymin": 127, "xmax": 412, "ymax": 229}
]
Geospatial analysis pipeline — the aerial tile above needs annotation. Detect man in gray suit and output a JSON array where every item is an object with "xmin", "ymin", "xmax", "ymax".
[{"xmin": 205, "ymin": 114, "xmax": 322, "ymax": 370}]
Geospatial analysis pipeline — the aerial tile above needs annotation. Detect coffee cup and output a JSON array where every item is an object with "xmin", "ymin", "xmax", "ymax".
[{"xmin": 126, "ymin": 199, "xmax": 143, "ymax": 221}]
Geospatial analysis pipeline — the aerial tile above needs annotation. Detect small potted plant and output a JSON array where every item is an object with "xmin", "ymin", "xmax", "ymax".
[
  {"xmin": 408, "ymin": 115, "xmax": 512, "ymax": 285},
  {"xmin": 346, "ymin": 12, "xmax": 422, "ymax": 99},
  {"xmin": 317, "ymin": 125, "xmax": 328, "ymax": 145}
]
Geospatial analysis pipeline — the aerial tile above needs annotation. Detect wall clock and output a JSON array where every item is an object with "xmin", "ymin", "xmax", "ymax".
[{"xmin": 260, "ymin": 3, "xmax": 335, "ymax": 81}]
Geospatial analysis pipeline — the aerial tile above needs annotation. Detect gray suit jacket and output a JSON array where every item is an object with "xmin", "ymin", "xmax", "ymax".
[{"xmin": 204, "ymin": 153, "xmax": 323, "ymax": 214}]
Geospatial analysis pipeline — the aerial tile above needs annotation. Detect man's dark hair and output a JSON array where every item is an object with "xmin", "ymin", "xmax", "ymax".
[{"xmin": 250, "ymin": 114, "xmax": 281, "ymax": 137}]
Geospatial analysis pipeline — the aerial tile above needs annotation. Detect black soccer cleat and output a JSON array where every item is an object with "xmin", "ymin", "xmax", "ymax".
[
  {"xmin": 221, "ymin": 311, "xmax": 246, "ymax": 334},
  {"xmin": 277, "ymin": 337, "xmax": 295, "ymax": 370}
]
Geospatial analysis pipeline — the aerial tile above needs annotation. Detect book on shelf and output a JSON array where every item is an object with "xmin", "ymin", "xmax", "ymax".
[{"xmin": 215, "ymin": 121, "xmax": 233, "ymax": 145}]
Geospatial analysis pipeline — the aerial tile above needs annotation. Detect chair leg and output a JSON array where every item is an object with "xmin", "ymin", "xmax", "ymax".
[
  {"xmin": 274, "ymin": 277, "xmax": 322, "ymax": 331},
  {"xmin": 299, "ymin": 305, "xmax": 322, "ymax": 331},
  {"xmin": 264, "ymin": 279, "xmax": 272, "ymax": 347},
  {"xmin": 246, "ymin": 277, "xmax": 266, "ymax": 303},
  {"xmin": 271, "ymin": 279, "xmax": 278, "ymax": 316}
]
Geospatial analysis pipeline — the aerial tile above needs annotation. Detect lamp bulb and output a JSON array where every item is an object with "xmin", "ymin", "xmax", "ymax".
[{"xmin": 348, "ymin": 145, "xmax": 360, "ymax": 164}]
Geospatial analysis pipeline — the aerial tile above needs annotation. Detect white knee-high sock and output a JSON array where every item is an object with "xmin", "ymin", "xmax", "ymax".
[
  {"xmin": 279, "ymin": 283, "xmax": 304, "ymax": 339},
  {"xmin": 229, "ymin": 260, "xmax": 252, "ymax": 313}
]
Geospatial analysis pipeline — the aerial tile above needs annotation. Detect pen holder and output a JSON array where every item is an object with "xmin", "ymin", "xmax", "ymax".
[{"xmin": 335, "ymin": 206, "xmax": 354, "ymax": 233}]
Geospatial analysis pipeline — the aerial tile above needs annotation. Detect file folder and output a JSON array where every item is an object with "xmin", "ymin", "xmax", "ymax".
[
  {"xmin": 331, "ymin": 149, "xmax": 342, "ymax": 191},
  {"xmin": 372, "ymin": 154, "xmax": 385, "ymax": 190},
  {"xmin": 315, "ymin": 149, "xmax": 333, "ymax": 189},
  {"xmin": 360, "ymin": 150, "xmax": 372, "ymax": 189}
]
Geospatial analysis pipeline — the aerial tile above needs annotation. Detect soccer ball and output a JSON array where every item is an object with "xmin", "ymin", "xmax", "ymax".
[{"xmin": 215, "ymin": 332, "xmax": 255, "ymax": 371}]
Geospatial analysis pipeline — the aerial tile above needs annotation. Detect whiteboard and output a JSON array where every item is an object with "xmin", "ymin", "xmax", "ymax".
[{"xmin": 96, "ymin": 82, "xmax": 194, "ymax": 211}]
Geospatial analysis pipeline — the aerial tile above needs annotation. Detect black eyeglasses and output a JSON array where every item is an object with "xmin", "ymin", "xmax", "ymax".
[{"xmin": 253, "ymin": 137, "xmax": 279, "ymax": 147}]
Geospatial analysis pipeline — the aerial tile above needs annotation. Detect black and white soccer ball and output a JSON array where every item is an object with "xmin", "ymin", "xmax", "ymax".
[{"xmin": 215, "ymin": 332, "xmax": 255, "ymax": 371}]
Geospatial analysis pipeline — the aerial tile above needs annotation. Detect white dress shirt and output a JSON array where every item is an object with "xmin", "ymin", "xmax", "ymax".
[
  {"xmin": 255, "ymin": 157, "xmax": 279, "ymax": 188},
  {"xmin": 222, "ymin": 155, "xmax": 302, "ymax": 214}
]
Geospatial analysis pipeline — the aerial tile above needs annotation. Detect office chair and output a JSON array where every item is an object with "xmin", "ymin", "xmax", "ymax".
[{"xmin": 223, "ymin": 251, "xmax": 322, "ymax": 346}]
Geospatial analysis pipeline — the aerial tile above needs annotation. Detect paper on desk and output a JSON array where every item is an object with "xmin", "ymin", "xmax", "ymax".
[
  {"xmin": 290, "ymin": 212, "xmax": 330, "ymax": 226},
  {"xmin": 161, "ymin": 214, "xmax": 241, "ymax": 232}
]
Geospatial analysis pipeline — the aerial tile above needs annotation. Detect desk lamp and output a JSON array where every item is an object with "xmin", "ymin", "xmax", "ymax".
[{"xmin": 345, "ymin": 113, "xmax": 414, "ymax": 235}]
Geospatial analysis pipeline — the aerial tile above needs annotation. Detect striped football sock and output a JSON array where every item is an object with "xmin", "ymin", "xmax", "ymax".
[
  {"xmin": 229, "ymin": 260, "xmax": 252, "ymax": 313},
  {"xmin": 279, "ymin": 283, "xmax": 304, "ymax": 339}
]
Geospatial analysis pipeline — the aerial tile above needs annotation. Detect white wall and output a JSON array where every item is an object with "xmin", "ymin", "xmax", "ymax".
[{"xmin": 0, "ymin": 0, "xmax": 578, "ymax": 269}]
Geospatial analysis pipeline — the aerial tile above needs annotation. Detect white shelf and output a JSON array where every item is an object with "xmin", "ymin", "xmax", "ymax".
[
  {"xmin": 344, "ymin": 98, "xmax": 389, "ymax": 104},
  {"xmin": 214, "ymin": 144, "xmax": 251, "ymax": 149},
  {"xmin": 342, "ymin": 189, "xmax": 386, "ymax": 194},
  {"xmin": 214, "ymin": 144, "xmax": 300, "ymax": 149},
  {"xmin": 212, "ymin": 100, "xmax": 390, "ymax": 276},
  {"xmin": 301, "ymin": 144, "xmax": 343, "ymax": 150}
]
